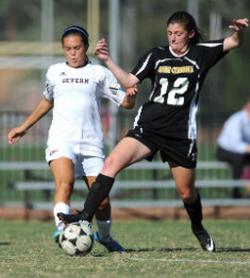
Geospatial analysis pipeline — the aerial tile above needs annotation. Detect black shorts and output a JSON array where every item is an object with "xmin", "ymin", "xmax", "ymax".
[{"xmin": 126, "ymin": 126, "xmax": 197, "ymax": 169}]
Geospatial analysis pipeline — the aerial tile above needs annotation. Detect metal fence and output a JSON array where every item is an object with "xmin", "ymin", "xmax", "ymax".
[{"xmin": 1, "ymin": 110, "xmax": 249, "ymax": 210}]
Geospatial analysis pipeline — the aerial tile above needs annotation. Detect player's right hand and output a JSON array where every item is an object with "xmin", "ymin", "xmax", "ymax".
[{"xmin": 8, "ymin": 127, "xmax": 26, "ymax": 144}]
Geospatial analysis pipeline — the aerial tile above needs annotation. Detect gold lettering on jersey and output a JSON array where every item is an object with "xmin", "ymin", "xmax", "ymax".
[
  {"xmin": 158, "ymin": 66, "xmax": 171, "ymax": 73},
  {"xmin": 62, "ymin": 78, "xmax": 89, "ymax": 83},
  {"xmin": 158, "ymin": 66, "xmax": 194, "ymax": 74},
  {"xmin": 171, "ymin": 66, "xmax": 194, "ymax": 74}
]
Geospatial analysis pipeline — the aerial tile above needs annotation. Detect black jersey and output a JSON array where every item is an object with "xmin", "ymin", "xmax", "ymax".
[{"xmin": 131, "ymin": 40, "xmax": 225, "ymax": 139}]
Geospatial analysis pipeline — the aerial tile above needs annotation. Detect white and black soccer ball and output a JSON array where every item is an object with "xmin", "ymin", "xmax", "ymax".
[{"xmin": 59, "ymin": 221, "xmax": 94, "ymax": 256}]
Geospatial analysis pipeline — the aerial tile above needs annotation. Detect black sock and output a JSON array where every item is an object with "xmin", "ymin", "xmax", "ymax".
[
  {"xmin": 81, "ymin": 174, "xmax": 114, "ymax": 222},
  {"xmin": 183, "ymin": 192, "xmax": 203, "ymax": 231}
]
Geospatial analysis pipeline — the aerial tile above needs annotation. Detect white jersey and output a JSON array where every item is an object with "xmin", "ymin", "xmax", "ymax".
[{"xmin": 43, "ymin": 62, "xmax": 125, "ymax": 158}]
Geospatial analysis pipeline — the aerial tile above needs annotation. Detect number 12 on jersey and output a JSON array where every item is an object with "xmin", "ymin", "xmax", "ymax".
[{"xmin": 152, "ymin": 77, "xmax": 189, "ymax": 106}]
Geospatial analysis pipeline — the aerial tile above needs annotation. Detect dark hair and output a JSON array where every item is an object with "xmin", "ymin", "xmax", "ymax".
[
  {"xmin": 61, "ymin": 25, "xmax": 89, "ymax": 48},
  {"xmin": 167, "ymin": 11, "xmax": 203, "ymax": 45}
]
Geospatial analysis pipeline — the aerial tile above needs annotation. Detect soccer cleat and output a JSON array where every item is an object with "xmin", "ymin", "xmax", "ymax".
[
  {"xmin": 57, "ymin": 212, "xmax": 84, "ymax": 224},
  {"xmin": 52, "ymin": 228, "xmax": 61, "ymax": 243},
  {"xmin": 192, "ymin": 227, "xmax": 216, "ymax": 252},
  {"xmin": 93, "ymin": 232, "xmax": 126, "ymax": 253}
]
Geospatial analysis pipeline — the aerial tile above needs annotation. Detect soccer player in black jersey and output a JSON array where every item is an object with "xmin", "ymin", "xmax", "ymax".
[{"xmin": 58, "ymin": 11, "xmax": 248, "ymax": 252}]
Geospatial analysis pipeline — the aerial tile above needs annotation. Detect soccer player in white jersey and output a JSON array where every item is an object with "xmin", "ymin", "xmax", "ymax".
[
  {"xmin": 58, "ymin": 12, "xmax": 248, "ymax": 252},
  {"xmin": 8, "ymin": 26, "xmax": 136, "ymax": 253}
]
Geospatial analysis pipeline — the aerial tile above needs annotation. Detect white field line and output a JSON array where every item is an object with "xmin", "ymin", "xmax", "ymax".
[{"xmin": 129, "ymin": 257, "xmax": 250, "ymax": 265}]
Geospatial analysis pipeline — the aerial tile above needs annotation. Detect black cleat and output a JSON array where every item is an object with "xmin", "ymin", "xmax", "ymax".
[
  {"xmin": 192, "ymin": 227, "xmax": 216, "ymax": 252},
  {"xmin": 57, "ymin": 212, "xmax": 83, "ymax": 224}
]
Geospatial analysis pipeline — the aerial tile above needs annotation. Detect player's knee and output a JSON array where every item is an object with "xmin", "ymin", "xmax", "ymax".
[
  {"xmin": 178, "ymin": 189, "xmax": 195, "ymax": 203},
  {"xmin": 102, "ymin": 156, "xmax": 119, "ymax": 173},
  {"xmin": 103, "ymin": 156, "xmax": 114, "ymax": 169}
]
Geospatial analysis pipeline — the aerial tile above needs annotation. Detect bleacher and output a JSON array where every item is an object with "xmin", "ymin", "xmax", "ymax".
[
  {"xmin": 1, "ymin": 160, "xmax": 250, "ymax": 219},
  {"xmin": 1, "ymin": 111, "xmax": 250, "ymax": 219}
]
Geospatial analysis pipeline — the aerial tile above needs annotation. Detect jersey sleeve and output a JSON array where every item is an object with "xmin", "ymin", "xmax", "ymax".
[
  {"xmin": 42, "ymin": 66, "xmax": 54, "ymax": 101},
  {"xmin": 130, "ymin": 48, "xmax": 156, "ymax": 81},
  {"xmin": 197, "ymin": 39, "xmax": 227, "ymax": 69},
  {"xmin": 99, "ymin": 67, "xmax": 125, "ymax": 106}
]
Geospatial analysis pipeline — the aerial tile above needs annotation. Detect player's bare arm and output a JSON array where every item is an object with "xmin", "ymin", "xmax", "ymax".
[
  {"xmin": 95, "ymin": 38, "xmax": 139, "ymax": 88},
  {"xmin": 8, "ymin": 98, "xmax": 53, "ymax": 144},
  {"xmin": 223, "ymin": 18, "xmax": 249, "ymax": 52}
]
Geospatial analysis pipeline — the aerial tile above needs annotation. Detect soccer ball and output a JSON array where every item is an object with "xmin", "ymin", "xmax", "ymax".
[{"xmin": 59, "ymin": 221, "xmax": 94, "ymax": 256}]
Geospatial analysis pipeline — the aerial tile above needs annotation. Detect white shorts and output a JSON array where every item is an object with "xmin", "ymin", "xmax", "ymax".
[{"xmin": 45, "ymin": 146, "xmax": 104, "ymax": 178}]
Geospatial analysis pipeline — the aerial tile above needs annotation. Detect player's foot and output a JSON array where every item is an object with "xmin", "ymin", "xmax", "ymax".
[
  {"xmin": 192, "ymin": 226, "xmax": 216, "ymax": 252},
  {"xmin": 93, "ymin": 232, "xmax": 126, "ymax": 253},
  {"xmin": 57, "ymin": 212, "xmax": 83, "ymax": 224},
  {"xmin": 52, "ymin": 228, "xmax": 61, "ymax": 243}
]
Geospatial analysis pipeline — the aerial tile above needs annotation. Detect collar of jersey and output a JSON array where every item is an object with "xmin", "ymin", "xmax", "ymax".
[
  {"xmin": 169, "ymin": 46, "xmax": 190, "ymax": 57},
  {"xmin": 65, "ymin": 58, "xmax": 90, "ymax": 69}
]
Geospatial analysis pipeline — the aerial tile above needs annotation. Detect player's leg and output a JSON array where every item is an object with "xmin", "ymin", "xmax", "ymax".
[
  {"xmin": 50, "ymin": 157, "xmax": 75, "ymax": 241},
  {"xmin": 230, "ymin": 154, "xmax": 245, "ymax": 198},
  {"xmin": 85, "ymin": 175, "xmax": 125, "ymax": 253},
  {"xmin": 58, "ymin": 137, "xmax": 152, "ymax": 223},
  {"xmin": 170, "ymin": 164, "xmax": 215, "ymax": 252},
  {"xmin": 80, "ymin": 157, "xmax": 116, "ymax": 246},
  {"xmin": 216, "ymin": 146, "xmax": 244, "ymax": 198}
]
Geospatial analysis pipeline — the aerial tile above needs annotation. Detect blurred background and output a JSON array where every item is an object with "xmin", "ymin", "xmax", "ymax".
[
  {"xmin": 0, "ymin": 0, "xmax": 249, "ymax": 215},
  {"xmin": 0, "ymin": 0, "xmax": 249, "ymax": 112}
]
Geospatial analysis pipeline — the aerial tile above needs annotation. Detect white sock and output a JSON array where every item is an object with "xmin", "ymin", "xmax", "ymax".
[
  {"xmin": 96, "ymin": 219, "xmax": 112, "ymax": 242},
  {"xmin": 53, "ymin": 202, "xmax": 71, "ymax": 231}
]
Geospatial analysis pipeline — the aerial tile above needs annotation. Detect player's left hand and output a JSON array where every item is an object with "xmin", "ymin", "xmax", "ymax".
[
  {"xmin": 229, "ymin": 18, "xmax": 249, "ymax": 32},
  {"xmin": 126, "ymin": 85, "xmax": 138, "ymax": 96},
  {"xmin": 94, "ymin": 38, "xmax": 110, "ymax": 61}
]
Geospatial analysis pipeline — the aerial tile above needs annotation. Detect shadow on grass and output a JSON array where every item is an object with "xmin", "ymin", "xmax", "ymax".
[
  {"xmin": 126, "ymin": 247, "xmax": 250, "ymax": 253},
  {"xmin": 217, "ymin": 247, "xmax": 250, "ymax": 252},
  {"xmin": 0, "ymin": 242, "xmax": 10, "ymax": 246},
  {"xmin": 125, "ymin": 247, "xmax": 196, "ymax": 252}
]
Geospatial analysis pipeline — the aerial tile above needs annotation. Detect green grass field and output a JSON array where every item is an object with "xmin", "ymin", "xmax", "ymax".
[{"xmin": 0, "ymin": 219, "xmax": 250, "ymax": 278}]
